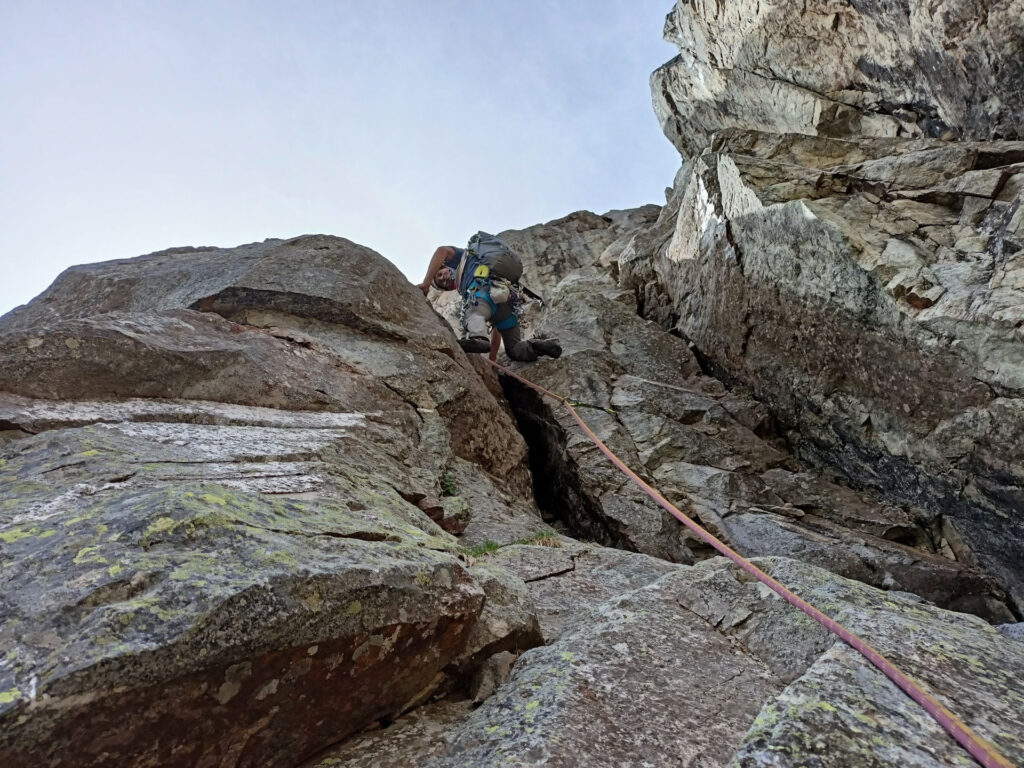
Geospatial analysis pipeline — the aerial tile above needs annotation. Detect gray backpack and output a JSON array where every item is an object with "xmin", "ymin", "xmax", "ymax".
[{"xmin": 467, "ymin": 232, "xmax": 523, "ymax": 283}]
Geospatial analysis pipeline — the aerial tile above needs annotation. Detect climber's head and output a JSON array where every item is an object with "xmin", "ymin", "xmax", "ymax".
[{"xmin": 433, "ymin": 266, "xmax": 456, "ymax": 291}]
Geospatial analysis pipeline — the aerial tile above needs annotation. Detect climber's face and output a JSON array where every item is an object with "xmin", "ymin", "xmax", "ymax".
[{"xmin": 433, "ymin": 267, "xmax": 456, "ymax": 291}]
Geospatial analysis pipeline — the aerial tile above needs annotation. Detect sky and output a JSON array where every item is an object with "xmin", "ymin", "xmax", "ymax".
[{"xmin": 0, "ymin": 0, "xmax": 681, "ymax": 315}]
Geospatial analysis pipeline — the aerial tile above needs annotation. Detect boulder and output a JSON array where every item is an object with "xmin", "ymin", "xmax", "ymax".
[{"xmin": 0, "ymin": 236, "xmax": 543, "ymax": 766}]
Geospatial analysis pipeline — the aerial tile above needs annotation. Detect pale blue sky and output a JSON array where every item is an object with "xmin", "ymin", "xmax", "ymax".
[{"xmin": 0, "ymin": 1, "xmax": 680, "ymax": 314}]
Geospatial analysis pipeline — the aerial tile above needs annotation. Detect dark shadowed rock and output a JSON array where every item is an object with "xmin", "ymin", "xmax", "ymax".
[{"xmin": 300, "ymin": 699, "xmax": 476, "ymax": 768}]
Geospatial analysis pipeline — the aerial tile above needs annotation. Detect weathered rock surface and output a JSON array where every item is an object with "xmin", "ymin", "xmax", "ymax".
[
  {"xmin": 622, "ymin": 130, "xmax": 1024, "ymax": 612},
  {"xmin": 4, "ymin": 209, "xmax": 1020, "ymax": 766},
  {"xmin": 653, "ymin": 0, "xmax": 1024, "ymax": 157},
  {"xmin": 474, "ymin": 210, "xmax": 1013, "ymax": 622},
  {"xmin": 303, "ymin": 538, "xmax": 677, "ymax": 766},
  {"xmin": 488, "ymin": 541, "xmax": 678, "ymax": 643},
  {"xmin": 0, "ymin": 236, "xmax": 528, "ymax": 482},
  {"xmin": 302, "ymin": 699, "xmax": 476, "ymax": 768},
  {"xmin": 0, "ymin": 236, "xmax": 543, "ymax": 766},
  {"xmin": 7, "ymin": 2, "xmax": 1024, "ymax": 764},
  {"xmin": 293, "ymin": 542, "xmax": 1024, "ymax": 768},
  {"xmin": 640, "ymin": 0, "xmax": 1024, "ymax": 619},
  {"xmin": 424, "ymin": 557, "xmax": 1024, "ymax": 767}
]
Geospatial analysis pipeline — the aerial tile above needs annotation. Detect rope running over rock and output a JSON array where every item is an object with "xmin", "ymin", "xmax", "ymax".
[{"xmin": 487, "ymin": 358, "xmax": 1014, "ymax": 768}]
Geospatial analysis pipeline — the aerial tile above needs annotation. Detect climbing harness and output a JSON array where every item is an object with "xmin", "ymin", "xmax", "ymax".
[
  {"xmin": 460, "ymin": 263, "xmax": 529, "ymax": 333},
  {"xmin": 485, "ymin": 359, "xmax": 1015, "ymax": 768}
]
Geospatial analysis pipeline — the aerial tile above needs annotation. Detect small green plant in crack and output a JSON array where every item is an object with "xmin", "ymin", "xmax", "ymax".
[
  {"xmin": 439, "ymin": 472, "xmax": 458, "ymax": 497},
  {"xmin": 515, "ymin": 531, "xmax": 563, "ymax": 548},
  {"xmin": 462, "ymin": 532, "xmax": 561, "ymax": 559},
  {"xmin": 732, "ymin": 384, "xmax": 756, "ymax": 401},
  {"xmin": 465, "ymin": 540, "xmax": 501, "ymax": 557}
]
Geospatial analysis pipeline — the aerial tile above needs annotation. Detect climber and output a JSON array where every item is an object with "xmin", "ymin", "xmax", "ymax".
[{"xmin": 418, "ymin": 232, "xmax": 561, "ymax": 362}]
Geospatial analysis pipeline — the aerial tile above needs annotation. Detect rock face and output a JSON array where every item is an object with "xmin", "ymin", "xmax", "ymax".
[
  {"xmin": 429, "ymin": 556, "xmax": 1024, "ymax": 768},
  {"xmin": 3, "ymin": 218, "xmax": 1022, "ymax": 766},
  {"xmin": 0, "ymin": 236, "xmax": 542, "ymax": 766},
  {"xmin": 491, "ymin": 211, "xmax": 1013, "ymax": 623},
  {"xmin": 624, "ymin": 0, "xmax": 1024, "ymax": 619},
  {"xmin": 5, "ymin": 2, "xmax": 1024, "ymax": 766},
  {"xmin": 627, "ymin": 131, "xmax": 1024, "ymax": 612},
  {"xmin": 653, "ymin": 0, "xmax": 1024, "ymax": 157},
  {"xmin": 306, "ymin": 544, "xmax": 1024, "ymax": 768}
]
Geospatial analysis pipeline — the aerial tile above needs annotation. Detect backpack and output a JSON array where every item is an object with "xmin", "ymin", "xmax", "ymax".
[{"xmin": 467, "ymin": 231, "xmax": 523, "ymax": 283}]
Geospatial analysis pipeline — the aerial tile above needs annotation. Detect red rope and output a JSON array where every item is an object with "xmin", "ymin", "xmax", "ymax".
[{"xmin": 488, "ymin": 359, "xmax": 1015, "ymax": 768}]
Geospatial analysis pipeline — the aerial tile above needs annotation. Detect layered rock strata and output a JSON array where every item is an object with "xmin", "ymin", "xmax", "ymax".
[{"xmin": 653, "ymin": 0, "xmax": 1024, "ymax": 157}]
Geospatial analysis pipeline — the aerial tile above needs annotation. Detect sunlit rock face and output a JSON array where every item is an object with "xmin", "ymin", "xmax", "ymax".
[{"xmin": 653, "ymin": 0, "xmax": 1024, "ymax": 157}]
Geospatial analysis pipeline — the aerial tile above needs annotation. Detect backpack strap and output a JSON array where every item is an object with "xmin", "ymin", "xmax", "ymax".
[{"xmin": 454, "ymin": 250, "xmax": 469, "ymax": 293}]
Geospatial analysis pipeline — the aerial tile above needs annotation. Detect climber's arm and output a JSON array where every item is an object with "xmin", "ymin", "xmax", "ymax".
[{"xmin": 418, "ymin": 246, "xmax": 457, "ymax": 295}]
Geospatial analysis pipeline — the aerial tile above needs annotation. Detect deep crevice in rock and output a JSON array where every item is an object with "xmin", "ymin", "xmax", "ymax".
[
  {"xmin": 0, "ymin": 419, "xmax": 35, "ymax": 438},
  {"xmin": 499, "ymin": 379, "xmax": 619, "ymax": 549}
]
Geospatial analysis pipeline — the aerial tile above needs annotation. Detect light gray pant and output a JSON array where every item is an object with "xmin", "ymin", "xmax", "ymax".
[{"xmin": 464, "ymin": 299, "xmax": 536, "ymax": 361}]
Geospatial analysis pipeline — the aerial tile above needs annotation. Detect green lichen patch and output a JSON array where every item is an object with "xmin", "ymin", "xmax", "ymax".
[
  {"xmin": 1, "ymin": 472, "xmax": 483, "ymax": 715},
  {"xmin": 1, "ymin": 526, "xmax": 40, "ymax": 544},
  {"xmin": 0, "ymin": 687, "xmax": 22, "ymax": 705}
]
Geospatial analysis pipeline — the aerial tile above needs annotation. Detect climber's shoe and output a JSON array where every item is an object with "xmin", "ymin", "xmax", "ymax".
[
  {"xmin": 530, "ymin": 338, "xmax": 562, "ymax": 359},
  {"xmin": 459, "ymin": 336, "xmax": 491, "ymax": 354},
  {"xmin": 507, "ymin": 340, "xmax": 538, "ymax": 362}
]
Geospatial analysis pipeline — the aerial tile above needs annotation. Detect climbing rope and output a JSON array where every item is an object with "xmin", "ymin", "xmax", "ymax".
[{"xmin": 486, "ymin": 359, "xmax": 1015, "ymax": 768}]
